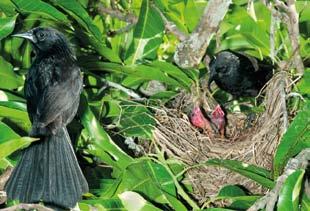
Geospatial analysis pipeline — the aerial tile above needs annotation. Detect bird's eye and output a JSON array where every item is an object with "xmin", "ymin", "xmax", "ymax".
[{"xmin": 38, "ymin": 32, "xmax": 45, "ymax": 40}]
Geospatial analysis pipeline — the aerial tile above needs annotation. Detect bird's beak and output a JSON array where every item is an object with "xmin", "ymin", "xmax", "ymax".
[{"xmin": 12, "ymin": 31, "xmax": 37, "ymax": 43}]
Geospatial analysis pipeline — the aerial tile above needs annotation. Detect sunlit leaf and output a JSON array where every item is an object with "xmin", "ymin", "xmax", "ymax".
[
  {"xmin": 118, "ymin": 191, "xmax": 161, "ymax": 211},
  {"xmin": 0, "ymin": 56, "xmax": 23, "ymax": 90},
  {"xmin": 273, "ymin": 100, "xmax": 310, "ymax": 177},
  {"xmin": 0, "ymin": 14, "xmax": 18, "ymax": 40},
  {"xmin": 125, "ymin": 0, "xmax": 164, "ymax": 64},
  {"xmin": 205, "ymin": 159, "xmax": 274, "ymax": 188},
  {"xmin": 11, "ymin": 0, "xmax": 69, "ymax": 22},
  {"xmin": 277, "ymin": 169, "xmax": 305, "ymax": 211}
]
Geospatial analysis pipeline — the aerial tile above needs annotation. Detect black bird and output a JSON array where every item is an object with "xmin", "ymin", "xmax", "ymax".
[
  {"xmin": 208, "ymin": 51, "xmax": 273, "ymax": 97},
  {"xmin": 5, "ymin": 27, "xmax": 88, "ymax": 209}
]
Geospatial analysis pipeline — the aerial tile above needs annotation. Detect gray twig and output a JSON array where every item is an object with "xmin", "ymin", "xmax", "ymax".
[
  {"xmin": 173, "ymin": 0, "xmax": 232, "ymax": 68},
  {"xmin": 97, "ymin": 3, "xmax": 137, "ymax": 24},
  {"xmin": 102, "ymin": 79, "xmax": 145, "ymax": 101},
  {"xmin": 1, "ymin": 204, "xmax": 53, "ymax": 211},
  {"xmin": 248, "ymin": 148, "xmax": 310, "ymax": 211},
  {"xmin": 151, "ymin": 4, "xmax": 188, "ymax": 41}
]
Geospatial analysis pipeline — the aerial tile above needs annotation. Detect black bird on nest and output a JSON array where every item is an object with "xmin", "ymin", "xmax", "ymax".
[
  {"xmin": 5, "ymin": 27, "xmax": 88, "ymax": 210},
  {"xmin": 208, "ymin": 51, "xmax": 273, "ymax": 97}
]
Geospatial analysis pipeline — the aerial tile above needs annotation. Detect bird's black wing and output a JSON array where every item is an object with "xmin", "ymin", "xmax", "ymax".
[{"xmin": 35, "ymin": 67, "xmax": 82, "ymax": 127}]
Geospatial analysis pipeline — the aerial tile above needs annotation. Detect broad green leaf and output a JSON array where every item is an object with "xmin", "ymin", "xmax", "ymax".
[
  {"xmin": 0, "ymin": 0, "xmax": 16, "ymax": 16},
  {"xmin": 301, "ymin": 187, "xmax": 310, "ymax": 211},
  {"xmin": 114, "ymin": 159, "xmax": 187, "ymax": 211},
  {"xmin": 184, "ymin": 0, "xmax": 201, "ymax": 32},
  {"xmin": 215, "ymin": 185, "xmax": 260, "ymax": 210},
  {"xmin": 0, "ymin": 122, "xmax": 19, "ymax": 142},
  {"xmin": 277, "ymin": 169, "xmax": 305, "ymax": 211},
  {"xmin": 81, "ymin": 62, "xmax": 183, "ymax": 88},
  {"xmin": 118, "ymin": 191, "xmax": 162, "ymax": 211},
  {"xmin": 53, "ymin": 0, "xmax": 102, "ymax": 41},
  {"xmin": 273, "ymin": 100, "xmax": 310, "ymax": 177},
  {"xmin": 205, "ymin": 159, "xmax": 274, "ymax": 188},
  {"xmin": 0, "ymin": 14, "xmax": 18, "ymax": 40},
  {"xmin": 118, "ymin": 101, "xmax": 156, "ymax": 139},
  {"xmin": 125, "ymin": 0, "xmax": 164, "ymax": 64},
  {"xmin": 218, "ymin": 185, "xmax": 246, "ymax": 197},
  {"xmin": 0, "ymin": 101, "xmax": 30, "ymax": 131},
  {"xmin": 149, "ymin": 61, "xmax": 193, "ymax": 90},
  {"xmin": 80, "ymin": 97, "xmax": 133, "ymax": 170},
  {"xmin": 206, "ymin": 208, "xmax": 236, "ymax": 211},
  {"xmin": 297, "ymin": 68, "xmax": 310, "ymax": 94},
  {"xmin": 0, "ymin": 136, "xmax": 37, "ymax": 160},
  {"xmin": 10, "ymin": 0, "xmax": 69, "ymax": 22},
  {"xmin": 0, "ymin": 56, "xmax": 23, "ymax": 90},
  {"xmin": 80, "ymin": 198, "xmax": 125, "ymax": 210}
]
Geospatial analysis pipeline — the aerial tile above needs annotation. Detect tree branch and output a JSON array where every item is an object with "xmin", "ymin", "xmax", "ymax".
[
  {"xmin": 274, "ymin": 0, "xmax": 304, "ymax": 75},
  {"xmin": 151, "ymin": 3, "xmax": 188, "ymax": 41},
  {"xmin": 173, "ymin": 0, "xmax": 232, "ymax": 68},
  {"xmin": 97, "ymin": 3, "xmax": 137, "ymax": 24},
  {"xmin": 248, "ymin": 148, "xmax": 310, "ymax": 211},
  {"xmin": 1, "ymin": 204, "xmax": 53, "ymax": 211}
]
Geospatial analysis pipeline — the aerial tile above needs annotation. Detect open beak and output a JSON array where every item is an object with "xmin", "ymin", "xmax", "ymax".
[{"xmin": 12, "ymin": 31, "xmax": 37, "ymax": 43}]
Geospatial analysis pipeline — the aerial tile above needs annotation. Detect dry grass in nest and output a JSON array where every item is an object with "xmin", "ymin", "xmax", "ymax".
[{"xmin": 151, "ymin": 71, "xmax": 292, "ymax": 204}]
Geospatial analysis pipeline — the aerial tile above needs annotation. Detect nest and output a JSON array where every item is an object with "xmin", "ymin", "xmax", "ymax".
[{"xmin": 150, "ymin": 71, "xmax": 292, "ymax": 204}]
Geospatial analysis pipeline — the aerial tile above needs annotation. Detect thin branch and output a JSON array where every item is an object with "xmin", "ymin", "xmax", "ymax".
[
  {"xmin": 102, "ymin": 79, "xmax": 146, "ymax": 101},
  {"xmin": 248, "ymin": 148, "xmax": 310, "ymax": 211},
  {"xmin": 173, "ymin": 0, "xmax": 232, "ymax": 68},
  {"xmin": 274, "ymin": 0, "xmax": 304, "ymax": 75},
  {"xmin": 1, "ymin": 204, "xmax": 53, "ymax": 211},
  {"xmin": 151, "ymin": 3, "xmax": 188, "ymax": 41},
  {"xmin": 97, "ymin": 3, "xmax": 137, "ymax": 24},
  {"xmin": 0, "ymin": 167, "xmax": 13, "ymax": 190}
]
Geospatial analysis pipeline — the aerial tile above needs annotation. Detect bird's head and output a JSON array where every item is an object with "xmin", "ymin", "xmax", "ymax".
[{"xmin": 13, "ymin": 27, "xmax": 74, "ymax": 58}]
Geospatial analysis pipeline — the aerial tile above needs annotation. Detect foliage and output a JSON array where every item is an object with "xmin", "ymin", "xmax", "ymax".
[{"xmin": 0, "ymin": 0, "xmax": 309, "ymax": 210}]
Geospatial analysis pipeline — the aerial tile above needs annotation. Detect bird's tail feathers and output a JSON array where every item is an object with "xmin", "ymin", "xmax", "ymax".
[{"xmin": 5, "ymin": 127, "xmax": 88, "ymax": 209}]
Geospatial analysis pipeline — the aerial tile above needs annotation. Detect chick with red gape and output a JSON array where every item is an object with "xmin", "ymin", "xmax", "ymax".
[
  {"xmin": 211, "ymin": 105, "xmax": 226, "ymax": 138},
  {"xmin": 190, "ymin": 104, "xmax": 226, "ymax": 138}
]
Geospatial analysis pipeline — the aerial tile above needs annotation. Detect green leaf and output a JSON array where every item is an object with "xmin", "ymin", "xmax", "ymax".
[
  {"xmin": 118, "ymin": 191, "xmax": 162, "ymax": 211},
  {"xmin": 0, "ymin": 121, "xmax": 19, "ymax": 141},
  {"xmin": 184, "ymin": 0, "xmax": 201, "ymax": 32},
  {"xmin": 0, "ymin": 56, "xmax": 23, "ymax": 90},
  {"xmin": 0, "ymin": 101, "xmax": 31, "ymax": 131},
  {"xmin": 113, "ymin": 159, "xmax": 187, "ymax": 211},
  {"xmin": 53, "ymin": 0, "xmax": 102, "ymax": 42},
  {"xmin": 11, "ymin": 0, "xmax": 69, "ymax": 22},
  {"xmin": 301, "ymin": 187, "xmax": 310, "ymax": 211},
  {"xmin": 218, "ymin": 185, "xmax": 246, "ymax": 197},
  {"xmin": 273, "ymin": 100, "xmax": 310, "ymax": 177},
  {"xmin": 205, "ymin": 159, "xmax": 275, "ymax": 188},
  {"xmin": 0, "ymin": 136, "xmax": 37, "ymax": 160},
  {"xmin": 80, "ymin": 97, "xmax": 133, "ymax": 170},
  {"xmin": 0, "ymin": 14, "xmax": 18, "ymax": 40},
  {"xmin": 125, "ymin": 0, "xmax": 164, "ymax": 64},
  {"xmin": 80, "ymin": 198, "xmax": 125, "ymax": 210},
  {"xmin": 118, "ymin": 101, "xmax": 156, "ymax": 139},
  {"xmin": 297, "ymin": 68, "xmax": 310, "ymax": 94},
  {"xmin": 149, "ymin": 61, "xmax": 193, "ymax": 90},
  {"xmin": 215, "ymin": 185, "xmax": 260, "ymax": 210},
  {"xmin": 0, "ymin": 0, "xmax": 16, "ymax": 16},
  {"xmin": 82, "ymin": 62, "xmax": 183, "ymax": 88},
  {"xmin": 277, "ymin": 169, "xmax": 305, "ymax": 211}
]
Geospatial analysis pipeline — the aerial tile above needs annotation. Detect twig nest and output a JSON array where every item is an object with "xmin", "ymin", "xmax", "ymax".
[{"xmin": 152, "ymin": 71, "xmax": 292, "ymax": 203}]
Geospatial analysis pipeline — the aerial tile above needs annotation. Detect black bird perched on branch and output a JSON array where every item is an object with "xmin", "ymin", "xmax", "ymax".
[
  {"xmin": 5, "ymin": 27, "xmax": 88, "ymax": 209},
  {"xmin": 208, "ymin": 51, "xmax": 273, "ymax": 97}
]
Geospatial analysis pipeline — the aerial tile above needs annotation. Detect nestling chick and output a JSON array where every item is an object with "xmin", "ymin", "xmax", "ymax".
[
  {"xmin": 208, "ymin": 51, "xmax": 273, "ymax": 97},
  {"xmin": 190, "ymin": 106, "xmax": 213, "ymax": 136},
  {"xmin": 211, "ymin": 105, "xmax": 226, "ymax": 138}
]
